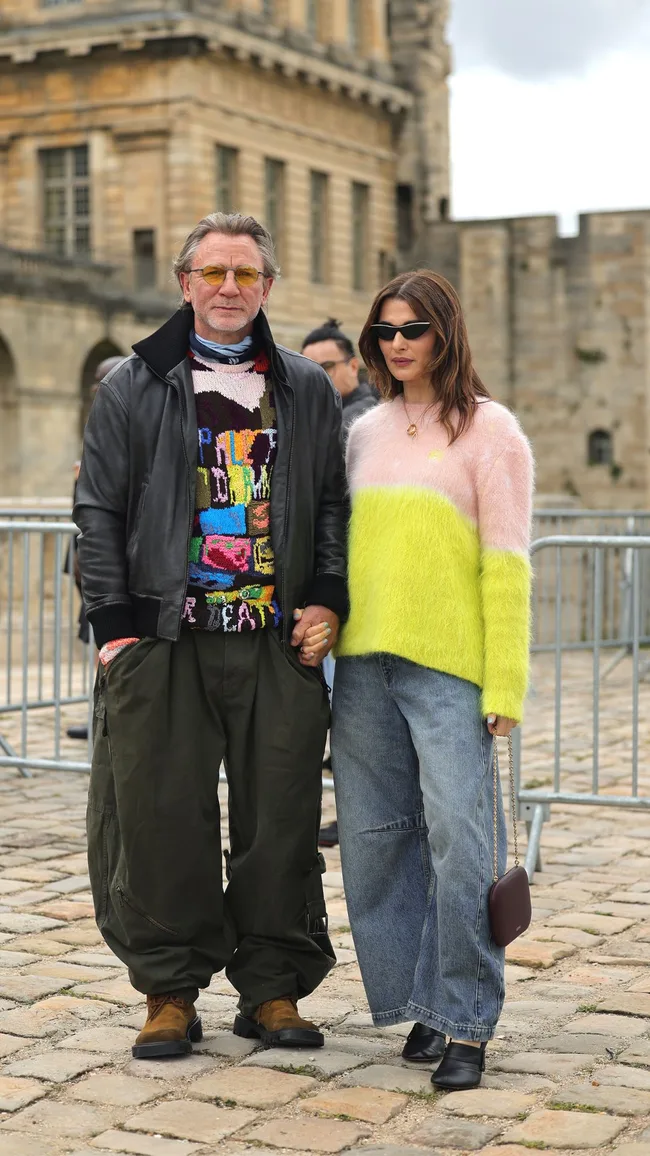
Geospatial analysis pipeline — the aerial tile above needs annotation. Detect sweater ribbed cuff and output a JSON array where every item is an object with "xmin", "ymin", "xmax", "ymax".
[{"xmin": 87, "ymin": 603, "xmax": 136, "ymax": 650}]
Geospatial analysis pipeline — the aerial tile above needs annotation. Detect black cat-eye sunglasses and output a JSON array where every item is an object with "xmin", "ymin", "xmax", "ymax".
[{"xmin": 370, "ymin": 321, "xmax": 432, "ymax": 341}]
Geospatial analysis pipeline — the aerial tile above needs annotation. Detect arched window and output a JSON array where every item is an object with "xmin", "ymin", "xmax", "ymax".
[
  {"xmin": 80, "ymin": 340, "xmax": 125, "ymax": 437},
  {"xmin": 587, "ymin": 429, "xmax": 613, "ymax": 466},
  {"xmin": 0, "ymin": 334, "xmax": 18, "ymax": 498}
]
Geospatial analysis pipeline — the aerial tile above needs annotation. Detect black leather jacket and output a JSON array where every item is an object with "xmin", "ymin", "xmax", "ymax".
[{"xmin": 74, "ymin": 306, "xmax": 349, "ymax": 649}]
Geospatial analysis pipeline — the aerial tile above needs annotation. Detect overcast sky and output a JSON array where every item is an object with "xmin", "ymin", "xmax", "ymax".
[{"xmin": 448, "ymin": 0, "xmax": 650, "ymax": 232}]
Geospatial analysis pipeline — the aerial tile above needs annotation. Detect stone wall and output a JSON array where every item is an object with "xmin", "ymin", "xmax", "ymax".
[
  {"xmin": 2, "ymin": 1, "xmax": 648, "ymax": 512},
  {"xmin": 0, "ymin": 0, "xmax": 428, "ymax": 349},
  {"xmin": 427, "ymin": 211, "xmax": 650, "ymax": 509},
  {"xmin": 0, "ymin": 0, "xmax": 453, "ymax": 499},
  {"xmin": 0, "ymin": 261, "xmax": 168, "ymax": 500}
]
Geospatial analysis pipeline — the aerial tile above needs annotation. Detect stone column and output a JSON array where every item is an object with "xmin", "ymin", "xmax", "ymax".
[
  {"xmin": 324, "ymin": 0, "xmax": 350, "ymax": 46},
  {"xmin": 283, "ymin": 0, "xmax": 308, "ymax": 28},
  {"xmin": 365, "ymin": 0, "xmax": 389, "ymax": 60}
]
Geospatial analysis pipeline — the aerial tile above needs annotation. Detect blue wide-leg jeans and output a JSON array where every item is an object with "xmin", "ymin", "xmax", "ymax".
[{"xmin": 331, "ymin": 654, "xmax": 507, "ymax": 1042}]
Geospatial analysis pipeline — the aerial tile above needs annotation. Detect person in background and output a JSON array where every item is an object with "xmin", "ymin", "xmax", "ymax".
[
  {"xmin": 301, "ymin": 319, "xmax": 378, "ymax": 848},
  {"xmin": 66, "ymin": 354, "xmax": 124, "ymax": 742},
  {"xmin": 302, "ymin": 319, "xmax": 377, "ymax": 434},
  {"xmin": 332, "ymin": 269, "xmax": 534, "ymax": 1090}
]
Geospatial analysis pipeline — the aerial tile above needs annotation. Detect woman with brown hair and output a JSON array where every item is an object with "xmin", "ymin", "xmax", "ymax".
[{"xmin": 331, "ymin": 270, "xmax": 534, "ymax": 1090}]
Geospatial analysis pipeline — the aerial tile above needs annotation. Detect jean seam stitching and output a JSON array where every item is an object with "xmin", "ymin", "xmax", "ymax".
[
  {"xmin": 373, "ymin": 1006, "xmax": 409, "ymax": 1021},
  {"xmin": 474, "ymin": 724, "xmax": 491, "ymax": 1025},
  {"xmin": 419, "ymin": 823, "xmax": 432, "ymax": 893}
]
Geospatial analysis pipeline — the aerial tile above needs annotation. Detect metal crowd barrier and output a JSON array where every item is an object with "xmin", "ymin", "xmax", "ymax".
[
  {"xmin": 0, "ymin": 518, "xmax": 336, "ymax": 789},
  {"xmin": 532, "ymin": 512, "xmax": 650, "ymax": 657},
  {"xmin": 534, "ymin": 509, "xmax": 650, "ymax": 536},
  {"xmin": 0, "ymin": 507, "xmax": 73, "ymax": 521},
  {"xmin": 517, "ymin": 534, "xmax": 650, "ymax": 882},
  {"xmin": 0, "ymin": 521, "xmax": 93, "ymax": 776},
  {"xmin": 3, "ymin": 517, "xmax": 649, "ymax": 809}
]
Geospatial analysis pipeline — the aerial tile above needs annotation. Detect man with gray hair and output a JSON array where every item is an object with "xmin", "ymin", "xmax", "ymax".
[{"xmin": 75, "ymin": 214, "xmax": 347, "ymax": 1059}]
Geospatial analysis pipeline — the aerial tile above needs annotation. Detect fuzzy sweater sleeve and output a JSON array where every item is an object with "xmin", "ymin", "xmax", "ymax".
[{"xmin": 477, "ymin": 428, "xmax": 534, "ymax": 722}]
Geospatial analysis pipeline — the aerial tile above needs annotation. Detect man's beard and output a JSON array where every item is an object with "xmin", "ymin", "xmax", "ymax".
[{"xmin": 197, "ymin": 305, "xmax": 249, "ymax": 334}]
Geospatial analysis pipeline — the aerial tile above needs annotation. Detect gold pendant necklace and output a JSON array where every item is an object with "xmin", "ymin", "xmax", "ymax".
[{"xmin": 404, "ymin": 399, "xmax": 422, "ymax": 438}]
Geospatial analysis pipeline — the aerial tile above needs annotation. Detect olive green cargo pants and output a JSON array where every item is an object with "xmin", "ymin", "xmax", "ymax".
[{"xmin": 87, "ymin": 627, "xmax": 334, "ymax": 1013}]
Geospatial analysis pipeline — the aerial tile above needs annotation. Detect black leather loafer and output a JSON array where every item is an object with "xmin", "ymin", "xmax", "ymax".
[
  {"xmin": 431, "ymin": 1041, "xmax": 487, "ymax": 1090},
  {"xmin": 401, "ymin": 1022, "xmax": 446, "ymax": 1062}
]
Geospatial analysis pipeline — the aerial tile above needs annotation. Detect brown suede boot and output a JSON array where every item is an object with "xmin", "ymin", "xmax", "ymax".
[
  {"xmin": 234, "ymin": 996, "xmax": 324, "ymax": 1048},
  {"xmin": 132, "ymin": 995, "xmax": 203, "ymax": 1059}
]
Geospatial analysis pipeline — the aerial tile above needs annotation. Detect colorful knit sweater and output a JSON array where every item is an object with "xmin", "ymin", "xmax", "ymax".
[
  {"xmin": 337, "ymin": 396, "xmax": 534, "ymax": 721},
  {"xmin": 182, "ymin": 349, "xmax": 282, "ymax": 632}
]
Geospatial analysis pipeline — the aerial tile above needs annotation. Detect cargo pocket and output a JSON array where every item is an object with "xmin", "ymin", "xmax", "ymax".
[
  {"xmin": 86, "ymin": 666, "xmax": 118, "ymax": 931},
  {"xmin": 306, "ymin": 853, "xmax": 335, "ymax": 964},
  {"xmin": 113, "ymin": 882, "xmax": 180, "ymax": 944},
  {"xmin": 86, "ymin": 805, "xmax": 119, "ymax": 931}
]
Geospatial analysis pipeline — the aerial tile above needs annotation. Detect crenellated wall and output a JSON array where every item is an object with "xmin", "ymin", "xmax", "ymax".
[{"xmin": 427, "ymin": 211, "xmax": 650, "ymax": 508}]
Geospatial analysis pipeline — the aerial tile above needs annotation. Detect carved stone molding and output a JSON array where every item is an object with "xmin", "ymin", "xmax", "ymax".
[
  {"xmin": 0, "ymin": 9, "xmax": 411, "ymax": 113},
  {"xmin": 112, "ymin": 121, "xmax": 170, "ymax": 152}
]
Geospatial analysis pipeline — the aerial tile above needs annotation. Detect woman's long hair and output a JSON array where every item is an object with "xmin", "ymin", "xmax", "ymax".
[{"xmin": 359, "ymin": 269, "xmax": 490, "ymax": 444}]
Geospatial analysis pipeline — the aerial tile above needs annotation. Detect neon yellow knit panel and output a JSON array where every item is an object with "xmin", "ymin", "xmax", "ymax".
[{"xmin": 337, "ymin": 486, "xmax": 531, "ymax": 722}]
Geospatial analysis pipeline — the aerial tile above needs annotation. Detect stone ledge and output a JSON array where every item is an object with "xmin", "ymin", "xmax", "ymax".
[{"xmin": 0, "ymin": 11, "xmax": 411, "ymax": 112}]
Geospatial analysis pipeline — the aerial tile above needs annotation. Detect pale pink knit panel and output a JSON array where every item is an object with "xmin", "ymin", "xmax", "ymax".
[{"xmin": 346, "ymin": 396, "xmax": 533, "ymax": 553}]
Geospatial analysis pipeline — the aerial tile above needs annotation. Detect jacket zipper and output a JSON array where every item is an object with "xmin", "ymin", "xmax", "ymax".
[
  {"xmin": 280, "ymin": 382, "xmax": 295, "ymax": 652},
  {"xmin": 116, "ymin": 884, "xmax": 178, "ymax": 936},
  {"xmin": 168, "ymin": 377, "xmax": 194, "ymax": 638}
]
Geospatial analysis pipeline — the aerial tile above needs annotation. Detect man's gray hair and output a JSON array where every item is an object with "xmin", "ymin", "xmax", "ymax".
[{"xmin": 172, "ymin": 213, "xmax": 280, "ymax": 283}]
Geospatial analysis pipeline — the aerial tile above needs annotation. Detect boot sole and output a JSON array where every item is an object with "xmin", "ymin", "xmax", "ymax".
[
  {"xmin": 132, "ymin": 1015, "xmax": 203, "ymax": 1059},
  {"xmin": 233, "ymin": 1013, "xmax": 324, "ymax": 1048},
  {"xmin": 431, "ymin": 1073, "xmax": 483, "ymax": 1089}
]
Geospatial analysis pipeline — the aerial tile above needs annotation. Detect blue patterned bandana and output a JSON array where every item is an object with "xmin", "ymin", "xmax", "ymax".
[{"xmin": 189, "ymin": 330, "xmax": 254, "ymax": 365}]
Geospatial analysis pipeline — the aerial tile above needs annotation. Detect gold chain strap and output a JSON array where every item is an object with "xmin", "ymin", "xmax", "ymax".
[{"xmin": 492, "ymin": 733, "xmax": 520, "ymax": 884}]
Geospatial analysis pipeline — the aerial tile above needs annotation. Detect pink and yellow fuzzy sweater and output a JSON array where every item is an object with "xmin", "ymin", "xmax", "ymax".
[{"xmin": 337, "ymin": 396, "xmax": 535, "ymax": 722}]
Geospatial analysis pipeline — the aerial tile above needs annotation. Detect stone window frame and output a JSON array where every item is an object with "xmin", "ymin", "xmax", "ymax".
[
  {"xmin": 348, "ymin": 0, "xmax": 364, "ymax": 51},
  {"xmin": 133, "ymin": 228, "xmax": 157, "ymax": 291},
  {"xmin": 264, "ymin": 157, "xmax": 287, "ymax": 271},
  {"xmin": 40, "ymin": 143, "xmax": 91, "ymax": 259},
  {"xmin": 306, "ymin": 0, "xmax": 319, "ymax": 38},
  {"xmin": 587, "ymin": 429, "xmax": 613, "ymax": 467},
  {"xmin": 215, "ymin": 145, "xmax": 239, "ymax": 215},
  {"xmin": 309, "ymin": 170, "xmax": 329, "ymax": 285},
  {"xmin": 351, "ymin": 180, "xmax": 370, "ymax": 292}
]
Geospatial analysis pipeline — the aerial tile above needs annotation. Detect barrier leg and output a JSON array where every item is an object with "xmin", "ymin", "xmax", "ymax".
[
  {"xmin": 525, "ymin": 804, "xmax": 546, "ymax": 883},
  {"xmin": 602, "ymin": 645, "xmax": 631, "ymax": 682},
  {"xmin": 526, "ymin": 819, "xmax": 543, "ymax": 876},
  {"xmin": 0, "ymin": 732, "xmax": 31, "ymax": 778}
]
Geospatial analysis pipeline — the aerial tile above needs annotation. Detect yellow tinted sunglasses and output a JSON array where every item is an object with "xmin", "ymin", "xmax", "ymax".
[{"xmin": 188, "ymin": 264, "xmax": 265, "ymax": 287}]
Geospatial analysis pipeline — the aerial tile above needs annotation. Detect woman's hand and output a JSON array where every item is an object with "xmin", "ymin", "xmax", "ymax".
[
  {"xmin": 291, "ymin": 606, "xmax": 340, "ymax": 667},
  {"xmin": 486, "ymin": 715, "xmax": 518, "ymax": 737}
]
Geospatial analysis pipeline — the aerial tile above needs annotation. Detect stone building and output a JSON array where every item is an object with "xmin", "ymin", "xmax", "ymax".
[
  {"xmin": 0, "ymin": 0, "xmax": 450, "ymax": 499},
  {"xmin": 0, "ymin": 0, "xmax": 648, "ymax": 510},
  {"xmin": 426, "ymin": 211, "xmax": 650, "ymax": 509}
]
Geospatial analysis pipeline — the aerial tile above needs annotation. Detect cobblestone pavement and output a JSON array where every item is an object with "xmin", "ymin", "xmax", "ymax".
[{"xmin": 0, "ymin": 653, "xmax": 650, "ymax": 1156}]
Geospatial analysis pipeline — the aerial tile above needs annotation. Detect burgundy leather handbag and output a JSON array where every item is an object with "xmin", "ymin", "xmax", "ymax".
[{"xmin": 488, "ymin": 734, "xmax": 532, "ymax": 948}]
